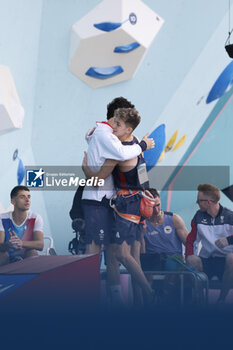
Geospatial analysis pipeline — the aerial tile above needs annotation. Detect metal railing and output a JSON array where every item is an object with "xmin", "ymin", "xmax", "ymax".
[{"xmin": 100, "ymin": 269, "xmax": 209, "ymax": 307}]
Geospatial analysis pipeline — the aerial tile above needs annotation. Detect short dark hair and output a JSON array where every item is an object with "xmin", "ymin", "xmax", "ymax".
[
  {"xmin": 10, "ymin": 186, "xmax": 30, "ymax": 199},
  {"xmin": 148, "ymin": 188, "xmax": 160, "ymax": 198},
  {"xmin": 197, "ymin": 184, "xmax": 220, "ymax": 203},
  {"xmin": 107, "ymin": 97, "xmax": 135, "ymax": 120},
  {"xmin": 114, "ymin": 108, "xmax": 141, "ymax": 131}
]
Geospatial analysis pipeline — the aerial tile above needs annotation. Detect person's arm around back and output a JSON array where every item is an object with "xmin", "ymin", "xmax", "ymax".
[
  {"xmin": 99, "ymin": 132, "xmax": 154, "ymax": 162},
  {"xmin": 82, "ymin": 153, "xmax": 117, "ymax": 180}
]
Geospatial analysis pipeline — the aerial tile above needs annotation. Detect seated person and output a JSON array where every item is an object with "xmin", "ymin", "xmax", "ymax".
[
  {"xmin": 141, "ymin": 188, "xmax": 188, "ymax": 269},
  {"xmin": 186, "ymin": 183, "xmax": 233, "ymax": 304},
  {"xmin": 0, "ymin": 185, "xmax": 44, "ymax": 265},
  {"xmin": 140, "ymin": 188, "xmax": 188, "ymax": 303}
]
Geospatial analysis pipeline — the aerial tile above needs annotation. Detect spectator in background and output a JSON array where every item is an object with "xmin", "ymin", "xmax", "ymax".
[
  {"xmin": 186, "ymin": 183, "xmax": 233, "ymax": 304},
  {"xmin": 140, "ymin": 188, "xmax": 188, "ymax": 303},
  {"xmin": 0, "ymin": 185, "xmax": 44, "ymax": 266}
]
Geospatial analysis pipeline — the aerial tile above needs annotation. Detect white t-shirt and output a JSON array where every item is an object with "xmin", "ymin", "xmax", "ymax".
[
  {"xmin": 0, "ymin": 211, "xmax": 43, "ymax": 257},
  {"xmin": 0, "ymin": 211, "xmax": 43, "ymax": 239}
]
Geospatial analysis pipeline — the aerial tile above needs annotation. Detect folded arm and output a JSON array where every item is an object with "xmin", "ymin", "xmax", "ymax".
[
  {"xmin": 215, "ymin": 235, "xmax": 233, "ymax": 248},
  {"xmin": 9, "ymin": 230, "xmax": 44, "ymax": 251}
]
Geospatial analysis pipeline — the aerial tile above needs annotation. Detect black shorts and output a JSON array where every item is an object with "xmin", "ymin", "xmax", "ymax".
[
  {"xmin": 111, "ymin": 214, "xmax": 143, "ymax": 245},
  {"xmin": 140, "ymin": 253, "xmax": 166, "ymax": 271},
  {"xmin": 82, "ymin": 201, "xmax": 114, "ymax": 246},
  {"xmin": 111, "ymin": 193, "xmax": 143, "ymax": 245},
  {"xmin": 140, "ymin": 253, "xmax": 183, "ymax": 272},
  {"xmin": 200, "ymin": 257, "xmax": 226, "ymax": 280}
]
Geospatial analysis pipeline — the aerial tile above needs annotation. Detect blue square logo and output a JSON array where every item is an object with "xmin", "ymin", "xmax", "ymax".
[{"xmin": 26, "ymin": 169, "xmax": 45, "ymax": 187}]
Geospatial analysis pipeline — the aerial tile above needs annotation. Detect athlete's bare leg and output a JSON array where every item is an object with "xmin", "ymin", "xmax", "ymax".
[
  {"xmin": 85, "ymin": 241, "xmax": 101, "ymax": 254},
  {"xmin": 218, "ymin": 253, "xmax": 233, "ymax": 302},
  {"xmin": 130, "ymin": 240, "xmax": 144, "ymax": 306},
  {"xmin": 115, "ymin": 241, "xmax": 153, "ymax": 303},
  {"xmin": 106, "ymin": 244, "xmax": 123, "ymax": 305}
]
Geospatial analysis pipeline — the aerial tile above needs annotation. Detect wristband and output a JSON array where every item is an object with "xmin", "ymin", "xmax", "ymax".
[{"xmin": 139, "ymin": 140, "xmax": 147, "ymax": 152}]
